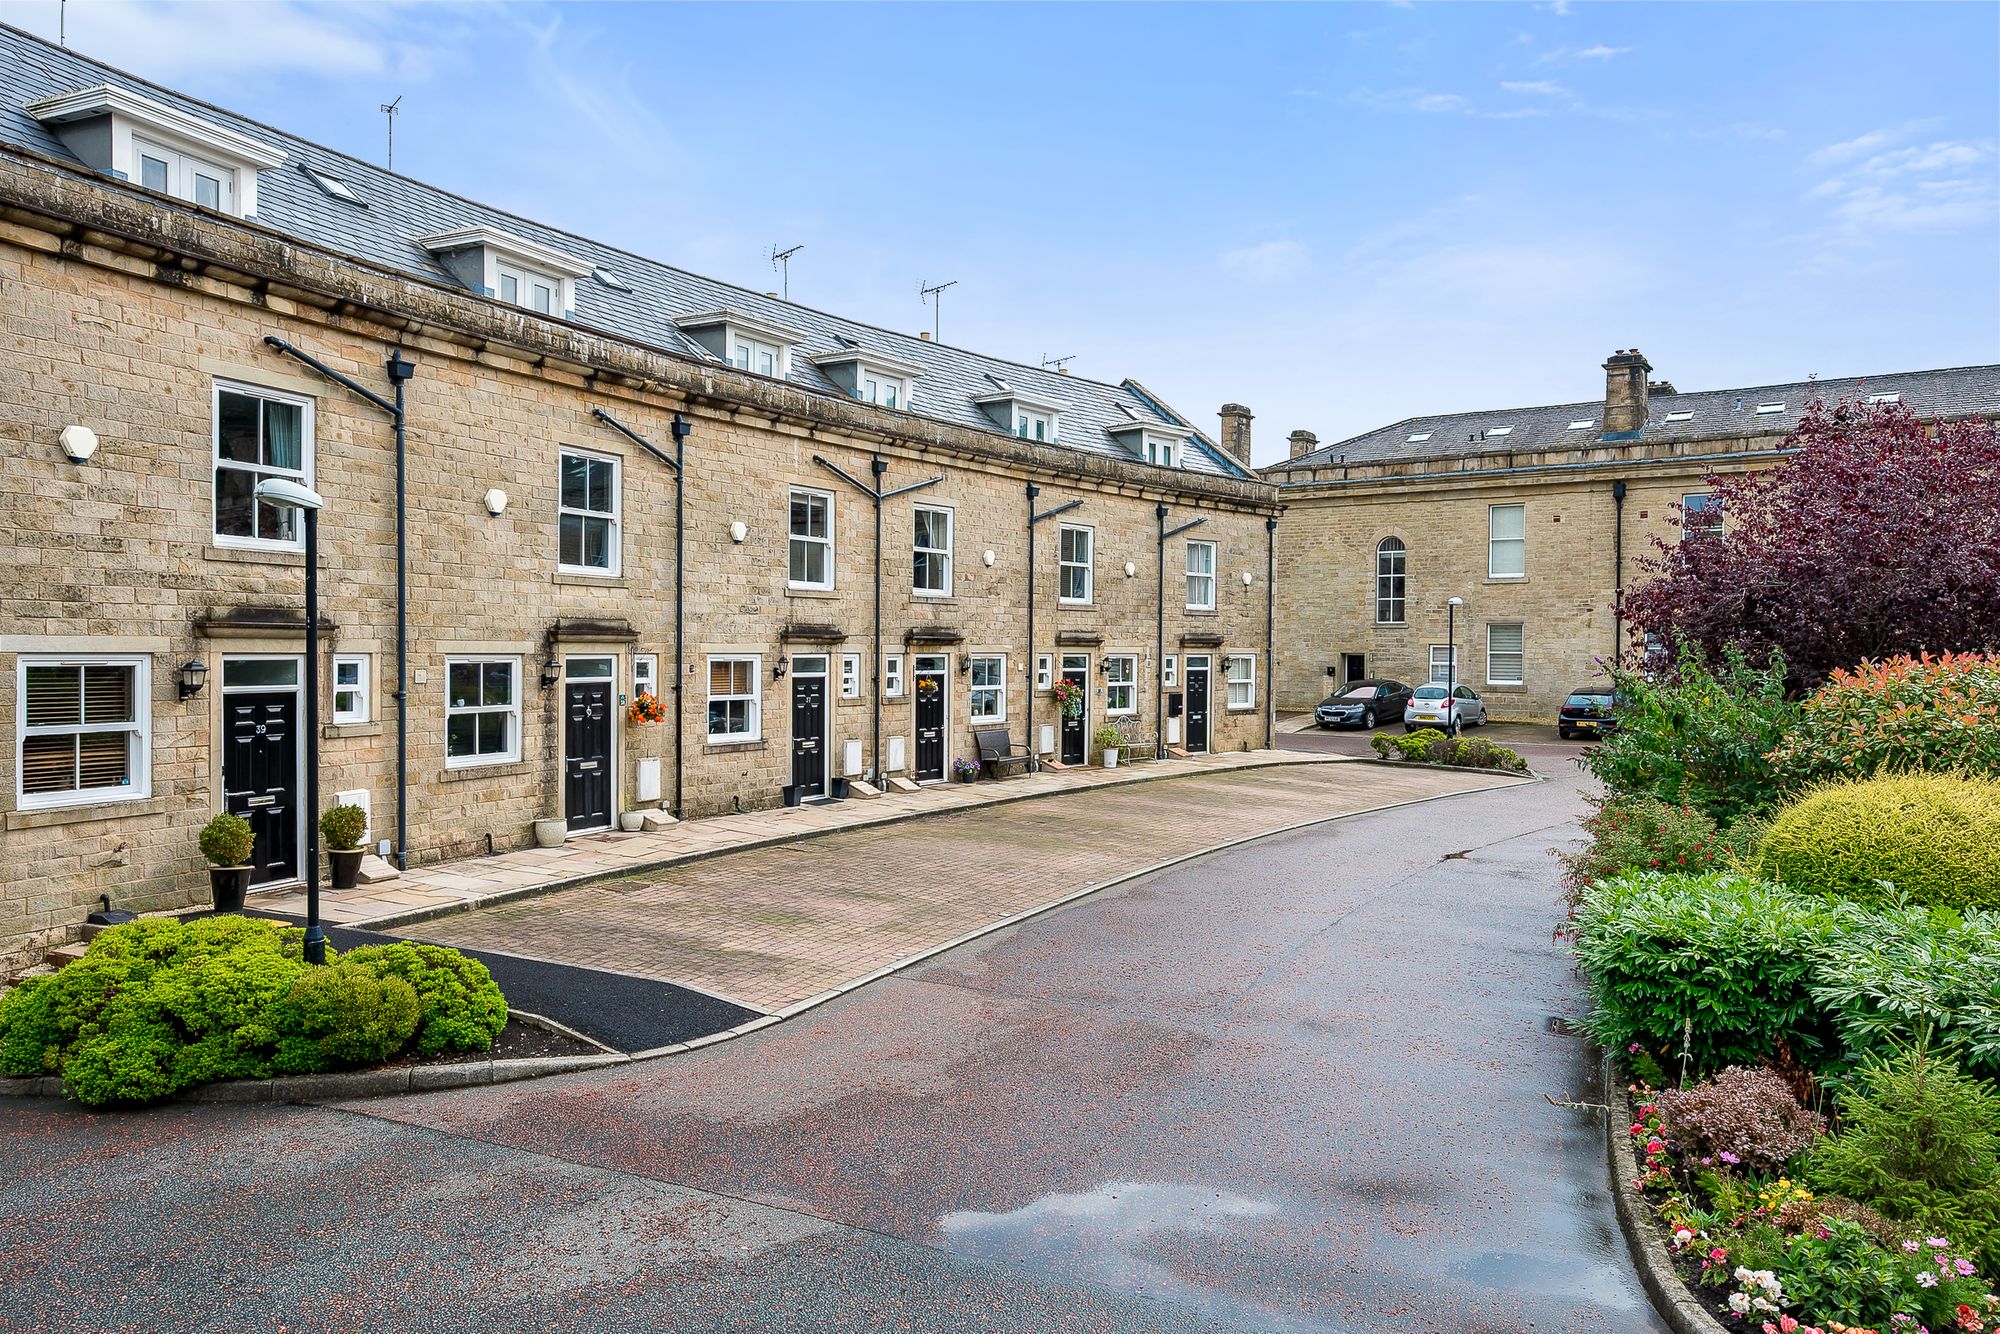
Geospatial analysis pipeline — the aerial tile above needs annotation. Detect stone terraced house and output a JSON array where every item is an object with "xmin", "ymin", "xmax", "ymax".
[
  {"xmin": 1263, "ymin": 350, "xmax": 2000, "ymax": 720},
  {"xmin": 0, "ymin": 27, "xmax": 1279, "ymax": 967}
]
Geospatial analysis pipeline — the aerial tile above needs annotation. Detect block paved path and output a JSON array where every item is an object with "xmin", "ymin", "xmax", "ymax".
[{"xmin": 391, "ymin": 759, "xmax": 1522, "ymax": 1015}]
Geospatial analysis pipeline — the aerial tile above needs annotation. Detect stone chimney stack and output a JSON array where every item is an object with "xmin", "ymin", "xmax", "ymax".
[
  {"xmin": 1603, "ymin": 348, "xmax": 1653, "ymax": 434},
  {"xmin": 1217, "ymin": 403, "xmax": 1254, "ymax": 467},
  {"xmin": 1287, "ymin": 429, "xmax": 1319, "ymax": 460}
]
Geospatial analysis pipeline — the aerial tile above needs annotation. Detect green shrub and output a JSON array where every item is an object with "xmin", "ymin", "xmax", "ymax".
[
  {"xmin": 1571, "ymin": 871, "xmax": 1839, "ymax": 1075},
  {"xmin": 1806, "ymin": 1047, "xmax": 2000, "ymax": 1270},
  {"xmin": 1769, "ymin": 652, "xmax": 2000, "ymax": 788},
  {"xmin": 319, "ymin": 803, "xmax": 368, "ymax": 851},
  {"xmin": 198, "ymin": 811, "xmax": 255, "ymax": 867},
  {"xmin": 272, "ymin": 961, "xmax": 419, "ymax": 1072},
  {"xmin": 0, "ymin": 976, "xmax": 60, "ymax": 1076},
  {"xmin": 339, "ymin": 942, "xmax": 506, "ymax": 1055},
  {"xmin": 1759, "ymin": 773, "xmax": 2000, "ymax": 909},
  {"xmin": 1765, "ymin": 1218, "xmax": 1987, "ymax": 1329},
  {"xmin": 1560, "ymin": 795, "xmax": 1761, "ymax": 906},
  {"xmin": 1809, "ymin": 905, "xmax": 2000, "ymax": 1083},
  {"xmin": 1373, "ymin": 727, "xmax": 1446, "ymax": 761},
  {"xmin": 1581, "ymin": 641, "xmax": 1798, "ymax": 825},
  {"xmin": 1431, "ymin": 735, "xmax": 1529, "ymax": 773}
]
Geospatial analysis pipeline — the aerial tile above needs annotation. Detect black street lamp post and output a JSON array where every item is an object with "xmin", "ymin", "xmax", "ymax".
[{"xmin": 256, "ymin": 478, "xmax": 329, "ymax": 965}]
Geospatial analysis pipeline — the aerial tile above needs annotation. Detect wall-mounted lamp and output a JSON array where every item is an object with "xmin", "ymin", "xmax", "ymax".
[
  {"xmin": 1241, "ymin": 571, "xmax": 1255, "ymax": 587},
  {"xmin": 983, "ymin": 549, "xmax": 996, "ymax": 567},
  {"xmin": 958, "ymin": 653, "xmax": 971, "ymax": 676},
  {"xmin": 729, "ymin": 521, "xmax": 748, "ymax": 543},
  {"xmin": 774, "ymin": 656, "xmax": 789, "ymax": 680},
  {"xmin": 176, "ymin": 658, "xmax": 208, "ymax": 701},
  {"xmin": 540, "ymin": 656, "xmax": 561, "ymax": 691},
  {"xmin": 1124, "ymin": 561, "xmax": 1137, "ymax": 578},
  {"xmin": 59, "ymin": 424, "xmax": 99, "ymax": 464},
  {"xmin": 484, "ymin": 488, "xmax": 508, "ymax": 516}
]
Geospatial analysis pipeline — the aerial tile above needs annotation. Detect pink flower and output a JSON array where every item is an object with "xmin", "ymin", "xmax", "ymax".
[{"xmin": 1960, "ymin": 1259, "xmax": 1979, "ymax": 1277}]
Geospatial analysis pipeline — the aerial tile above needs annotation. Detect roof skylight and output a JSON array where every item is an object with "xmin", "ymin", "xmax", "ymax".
[
  {"xmin": 300, "ymin": 164, "xmax": 361, "ymax": 204},
  {"xmin": 591, "ymin": 266, "xmax": 632, "ymax": 292},
  {"xmin": 1405, "ymin": 431, "xmax": 1432, "ymax": 443},
  {"xmin": 1867, "ymin": 392, "xmax": 1901, "ymax": 404},
  {"xmin": 1486, "ymin": 426, "xmax": 1513, "ymax": 437},
  {"xmin": 1567, "ymin": 419, "xmax": 1594, "ymax": 430},
  {"xmin": 1755, "ymin": 402, "xmax": 1784, "ymax": 415},
  {"xmin": 1665, "ymin": 410, "xmax": 1694, "ymax": 423}
]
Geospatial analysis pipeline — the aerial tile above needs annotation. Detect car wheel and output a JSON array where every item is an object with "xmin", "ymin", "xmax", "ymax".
[{"xmin": 1362, "ymin": 709, "xmax": 1375, "ymax": 729}]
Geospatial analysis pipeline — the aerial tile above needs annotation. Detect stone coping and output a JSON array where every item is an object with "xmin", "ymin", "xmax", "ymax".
[{"xmin": 1606, "ymin": 1067, "xmax": 1732, "ymax": 1334}]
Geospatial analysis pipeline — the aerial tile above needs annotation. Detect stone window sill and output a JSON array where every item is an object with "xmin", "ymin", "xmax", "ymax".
[
  {"xmin": 785, "ymin": 586, "xmax": 840, "ymax": 600},
  {"xmin": 6, "ymin": 794, "xmax": 169, "ymax": 830},
  {"xmin": 203, "ymin": 545, "xmax": 300, "ymax": 567},
  {"xmin": 554, "ymin": 571, "xmax": 624, "ymax": 588},
  {"xmin": 325, "ymin": 722, "xmax": 383, "ymax": 739},
  {"xmin": 437, "ymin": 759, "xmax": 531, "ymax": 783},
  {"xmin": 1183, "ymin": 608, "xmax": 1219, "ymax": 618},
  {"xmin": 1484, "ymin": 576, "xmax": 1528, "ymax": 586},
  {"xmin": 704, "ymin": 738, "xmax": 766, "ymax": 754}
]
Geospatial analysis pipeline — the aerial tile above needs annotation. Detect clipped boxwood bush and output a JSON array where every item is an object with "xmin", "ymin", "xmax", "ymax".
[
  {"xmin": 1372, "ymin": 728, "xmax": 1526, "ymax": 772},
  {"xmin": 1759, "ymin": 773, "xmax": 2000, "ymax": 908},
  {"xmin": 0, "ymin": 917, "xmax": 506, "ymax": 1106}
]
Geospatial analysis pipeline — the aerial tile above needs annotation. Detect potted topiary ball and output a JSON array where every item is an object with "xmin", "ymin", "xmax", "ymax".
[
  {"xmin": 199, "ymin": 811, "xmax": 256, "ymax": 912},
  {"xmin": 319, "ymin": 803, "xmax": 368, "ymax": 889},
  {"xmin": 1094, "ymin": 724, "xmax": 1123, "ymax": 769}
]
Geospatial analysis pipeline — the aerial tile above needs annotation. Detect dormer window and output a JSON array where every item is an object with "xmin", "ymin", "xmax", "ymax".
[
  {"xmin": 973, "ymin": 387, "xmax": 1062, "ymax": 443},
  {"xmin": 812, "ymin": 346, "xmax": 925, "ymax": 411},
  {"xmin": 416, "ymin": 226, "xmax": 591, "ymax": 318},
  {"xmin": 676, "ymin": 309, "xmax": 806, "ymax": 380},
  {"xmin": 1105, "ymin": 420, "xmax": 1184, "ymax": 469},
  {"xmin": 1019, "ymin": 410, "xmax": 1053, "ymax": 442},
  {"xmin": 28, "ymin": 84, "xmax": 286, "ymax": 220}
]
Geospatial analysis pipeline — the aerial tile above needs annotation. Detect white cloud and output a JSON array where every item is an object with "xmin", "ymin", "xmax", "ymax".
[
  {"xmin": 1800, "ymin": 124, "xmax": 1997, "ymax": 265},
  {"xmin": 5, "ymin": 0, "xmax": 396, "ymax": 81},
  {"xmin": 1502, "ymin": 80, "xmax": 1567, "ymax": 96},
  {"xmin": 1219, "ymin": 239, "xmax": 1311, "ymax": 285},
  {"xmin": 1352, "ymin": 87, "xmax": 1473, "ymax": 115},
  {"xmin": 1576, "ymin": 44, "xmax": 1630, "ymax": 59},
  {"xmin": 1535, "ymin": 42, "xmax": 1632, "ymax": 65}
]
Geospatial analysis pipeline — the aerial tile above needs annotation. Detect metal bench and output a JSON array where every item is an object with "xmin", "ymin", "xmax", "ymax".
[{"xmin": 973, "ymin": 727, "xmax": 1036, "ymax": 779}]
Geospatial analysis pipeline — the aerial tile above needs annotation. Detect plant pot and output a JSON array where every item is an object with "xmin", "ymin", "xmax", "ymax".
[
  {"xmin": 533, "ymin": 818, "xmax": 567, "ymax": 849},
  {"xmin": 327, "ymin": 848, "xmax": 363, "ymax": 890},
  {"xmin": 619, "ymin": 811, "xmax": 645, "ymax": 832},
  {"xmin": 208, "ymin": 865, "xmax": 252, "ymax": 913},
  {"xmin": 1102, "ymin": 749, "xmax": 1120, "ymax": 769}
]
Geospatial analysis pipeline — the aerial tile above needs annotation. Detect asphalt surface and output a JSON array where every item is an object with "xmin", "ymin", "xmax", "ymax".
[{"xmin": 0, "ymin": 736, "xmax": 1663, "ymax": 1333}]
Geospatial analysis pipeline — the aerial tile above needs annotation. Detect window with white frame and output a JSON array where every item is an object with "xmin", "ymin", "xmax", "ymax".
[
  {"xmin": 1059, "ymin": 525, "xmax": 1093, "ymax": 603},
  {"xmin": 1225, "ymin": 654, "xmax": 1256, "ymax": 710},
  {"xmin": 1018, "ymin": 410, "xmax": 1054, "ymax": 442},
  {"xmin": 730, "ymin": 335, "xmax": 784, "ymax": 377},
  {"xmin": 214, "ymin": 381, "xmax": 312, "ymax": 548},
  {"xmin": 633, "ymin": 653, "xmax": 658, "ymax": 699},
  {"xmin": 1035, "ymin": 654, "xmax": 1053, "ymax": 691},
  {"xmin": 1186, "ymin": 541, "xmax": 1216, "ymax": 611},
  {"xmin": 969, "ymin": 655, "xmax": 1006, "ymax": 723},
  {"xmin": 859, "ymin": 373, "xmax": 905, "ymax": 409},
  {"xmin": 914, "ymin": 505, "xmax": 953, "ymax": 596},
  {"xmin": 840, "ymin": 653, "xmax": 861, "ymax": 700},
  {"xmin": 1487, "ymin": 624, "xmax": 1525, "ymax": 686},
  {"xmin": 558, "ymin": 450, "xmax": 620, "ymax": 573},
  {"xmin": 445, "ymin": 658, "xmax": 520, "ymax": 766},
  {"xmin": 1145, "ymin": 436, "xmax": 1175, "ymax": 468},
  {"xmin": 332, "ymin": 654, "xmax": 370, "ymax": 725},
  {"xmin": 789, "ymin": 488, "xmax": 833, "ymax": 589},
  {"xmin": 136, "ymin": 135, "xmax": 236, "ymax": 213},
  {"xmin": 1489, "ymin": 504, "xmax": 1526, "ymax": 578},
  {"xmin": 1162, "ymin": 655, "xmax": 1178, "ymax": 688},
  {"xmin": 496, "ymin": 260, "xmax": 559, "ymax": 316},
  {"xmin": 706, "ymin": 656, "xmax": 760, "ymax": 741},
  {"xmin": 1104, "ymin": 654, "xmax": 1137, "ymax": 715},
  {"xmin": 1429, "ymin": 645, "xmax": 1459, "ymax": 685},
  {"xmin": 883, "ymin": 654, "xmax": 904, "ymax": 697},
  {"xmin": 1375, "ymin": 537, "xmax": 1406, "ymax": 623},
  {"xmin": 1681, "ymin": 493, "xmax": 1724, "ymax": 540},
  {"xmin": 17, "ymin": 656, "xmax": 150, "ymax": 809}
]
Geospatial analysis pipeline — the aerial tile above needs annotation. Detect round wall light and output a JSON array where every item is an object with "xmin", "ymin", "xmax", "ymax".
[
  {"xmin": 1242, "ymin": 571, "xmax": 1255, "ymax": 586},
  {"xmin": 484, "ymin": 488, "xmax": 508, "ymax": 516},
  {"xmin": 59, "ymin": 424, "xmax": 99, "ymax": 464},
  {"xmin": 983, "ymin": 549, "xmax": 996, "ymax": 567},
  {"xmin": 729, "ymin": 521, "xmax": 748, "ymax": 543},
  {"xmin": 1124, "ymin": 561, "xmax": 1137, "ymax": 578}
]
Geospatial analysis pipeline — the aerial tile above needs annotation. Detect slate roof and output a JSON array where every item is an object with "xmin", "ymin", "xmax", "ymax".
[
  {"xmin": 0, "ymin": 25, "xmax": 1249, "ymax": 480},
  {"xmin": 1274, "ymin": 363, "xmax": 2000, "ymax": 474}
]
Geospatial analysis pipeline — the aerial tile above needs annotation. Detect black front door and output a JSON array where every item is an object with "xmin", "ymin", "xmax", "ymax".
[
  {"xmin": 913, "ymin": 659, "xmax": 946, "ymax": 781},
  {"xmin": 791, "ymin": 670, "xmax": 827, "ymax": 799},
  {"xmin": 1060, "ymin": 655, "xmax": 1088, "ymax": 764},
  {"xmin": 224, "ymin": 689, "xmax": 298, "ymax": 885},
  {"xmin": 1186, "ymin": 659, "xmax": 1211, "ymax": 754},
  {"xmin": 564, "ymin": 678, "xmax": 612, "ymax": 832},
  {"xmin": 1343, "ymin": 653, "xmax": 1366, "ymax": 685}
]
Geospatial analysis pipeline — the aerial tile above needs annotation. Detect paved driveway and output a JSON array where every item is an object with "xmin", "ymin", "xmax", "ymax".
[{"xmin": 0, "ymin": 755, "xmax": 1661, "ymax": 1333}]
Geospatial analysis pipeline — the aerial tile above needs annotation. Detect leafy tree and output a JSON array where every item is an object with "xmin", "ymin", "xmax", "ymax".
[{"xmin": 1623, "ymin": 395, "xmax": 2000, "ymax": 690}]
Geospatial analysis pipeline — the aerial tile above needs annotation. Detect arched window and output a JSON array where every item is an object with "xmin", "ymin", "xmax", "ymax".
[{"xmin": 1376, "ymin": 537, "xmax": 1406, "ymax": 624}]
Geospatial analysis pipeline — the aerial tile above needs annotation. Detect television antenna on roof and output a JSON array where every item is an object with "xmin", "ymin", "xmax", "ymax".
[
  {"xmin": 380, "ymin": 96, "xmax": 402, "ymax": 172},
  {"xmin": 1041, "ymin": 354, "xmax": 1074, "ymax": 373},
  {"xmin": 770, "ymin": 244, "xmax": 803, "ymax": 300},
  {"xmin": 920, "ymin": 279, "xmax": 957, "ymax": 342}
]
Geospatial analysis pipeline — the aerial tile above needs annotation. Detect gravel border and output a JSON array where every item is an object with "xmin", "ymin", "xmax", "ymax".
[{"xmin": 1605, "ymin": 1067, "xmax": 1732, "ymax": 1334}]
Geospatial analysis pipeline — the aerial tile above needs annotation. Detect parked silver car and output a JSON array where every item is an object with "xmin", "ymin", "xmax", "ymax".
[{"xmin": 1404, "ymin": 683, "xmax": 1488, "ymax": 732}]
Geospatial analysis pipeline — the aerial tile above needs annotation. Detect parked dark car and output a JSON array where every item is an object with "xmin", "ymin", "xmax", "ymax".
[
  {"xmin": 1315, "ymin": 679, "xmax": 1414, "ymax": 730},
  {"xmin": 1558, "ymin": 686, "xmax": 1621, "ymax": 740}
]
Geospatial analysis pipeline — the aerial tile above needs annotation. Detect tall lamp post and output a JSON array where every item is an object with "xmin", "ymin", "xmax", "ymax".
[
  {"xmin": 1445, "ymin": 595, "xmax": 1464, "ymax": 737},
  {"xmin": 255, "ymin": 477, "xmax": 329, "ymax": 965}
]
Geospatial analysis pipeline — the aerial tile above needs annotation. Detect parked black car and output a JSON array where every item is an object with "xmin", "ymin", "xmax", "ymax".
[
  {"xmin": 1315, "ymin": 679, "xmax": 1415, "ymax": 730},
  {"xmin": 1558, "ymin": 686, "xmax": 1622, "ymax": 740}
]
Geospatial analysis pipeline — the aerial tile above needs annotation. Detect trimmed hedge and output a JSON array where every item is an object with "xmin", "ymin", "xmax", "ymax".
[
  {"xmin": 1759, "ymin": 773, "xmax": 2000, "ymax": 909},
  {"xmin": 1371, "ymin": 727, "xmax": 1528, "ymax": 772},
  {"xmin": 0, "ymin": 918, "xmax": 506, "ymax": 1106}
]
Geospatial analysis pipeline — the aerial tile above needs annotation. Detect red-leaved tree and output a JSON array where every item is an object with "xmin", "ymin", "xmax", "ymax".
[{"xmin": 1623, "ymin": 394, "xmax": 2000, "ymax": 689}]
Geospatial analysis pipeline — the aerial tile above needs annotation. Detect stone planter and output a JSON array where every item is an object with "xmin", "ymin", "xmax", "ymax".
[
  {"xmin": 327, "ymin": 848, "xmax": 363, "ymax": 890},
  {"xmin": 208, "ymin": 865, "xmax": 251, "ymax": 913},
  {"xmin": 1102, "ymin": 748, "xmax": 1120, "ymax": 769},
  {"xmin": 619, "ymin": 811, "xmax": 645, "ymax": 832},
  {"xmin": 533, "ymin": 818, "xmax": 567, "ymax": 848}
]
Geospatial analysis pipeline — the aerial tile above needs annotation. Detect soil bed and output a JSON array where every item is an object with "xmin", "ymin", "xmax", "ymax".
[{"xmin": 420, "ymin": 1017, "xmax": 601, "ymax": 1065}]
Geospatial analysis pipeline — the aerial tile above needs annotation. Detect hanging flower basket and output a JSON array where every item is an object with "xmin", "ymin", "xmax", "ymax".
[
  {"xmin": 627, "ymin": 690, "xmax": 667, "ymax": 725},
  {"xmin": 1052, "ymin": 678, "xmax": 1085, "ymax": 719}
]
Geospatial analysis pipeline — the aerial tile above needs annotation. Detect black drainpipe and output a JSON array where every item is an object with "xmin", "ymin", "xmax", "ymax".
[
  {"xmin": 262, "ymin": 337, "xmax": 415, "ymax": 868},
  {"xmin": 1611, "ymin": 479, "xmax": 1628, "ymax": 663},
  {"xmin": 1265, "ymin": 514, "xmax": 1277, "ymax": 751},
  {"xmin": 590, "ymin": 406, "xmax": 689, "ymax": 818}
]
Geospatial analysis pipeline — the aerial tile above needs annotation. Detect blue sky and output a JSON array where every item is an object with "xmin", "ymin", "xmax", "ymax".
[{"xmin": 13, "ymin": 0, "xmax": 1997, "ymax": 464}]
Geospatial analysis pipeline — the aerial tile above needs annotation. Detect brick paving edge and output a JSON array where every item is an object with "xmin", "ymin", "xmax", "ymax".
[
  {"xmin": 346, "ymin": 753, "xmax": 1364, "ymax": 934},
  {"xmin": 1606, "ymin": 1062, "xmax": 1732, "ymax": 1334}
]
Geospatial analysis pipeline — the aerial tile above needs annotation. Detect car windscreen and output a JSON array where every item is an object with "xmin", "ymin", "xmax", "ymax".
[
  {"xmin": 1412, "ymin": 686, "xmax": 1448, "ymax": 699},
  {"xmin": 1335, "ymin": 686, "xmax": 1379, "ymax": 699},
  {"xmin": 1566, "ymin": 693, "xmax": 1613, "ymax": 707}
]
